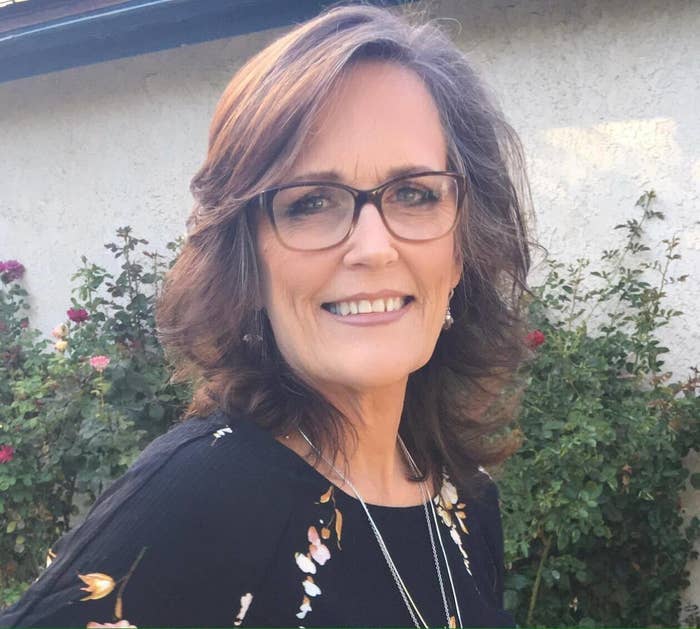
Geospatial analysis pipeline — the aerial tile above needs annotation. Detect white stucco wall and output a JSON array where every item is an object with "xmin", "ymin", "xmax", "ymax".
[{"xmin": 1, "ymin": 0, "xmax": 698, "ymax": 613}]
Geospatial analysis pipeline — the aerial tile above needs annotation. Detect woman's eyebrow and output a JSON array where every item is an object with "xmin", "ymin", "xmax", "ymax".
[
  {"xmin": 287, "ymin": 164, "xmax": 440, "ymax": 184},
  {"xmin": 288, "ymin": 170, "xmax": 343, "ymax": 183}
]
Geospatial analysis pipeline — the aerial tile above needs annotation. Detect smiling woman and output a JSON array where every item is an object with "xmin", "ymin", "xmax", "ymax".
[{"xmin": 0, "ymin": 4, "xmax": 531, "ymax": 628}]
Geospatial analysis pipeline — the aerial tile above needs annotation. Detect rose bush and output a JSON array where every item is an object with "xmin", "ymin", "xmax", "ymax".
[
  {"xmin": 0, "ymin": 230, "xmax": 189, "ymax": 608},
  {"xmin": 499, "ymin": 192, "xmax": 700, "ymax": 626}
]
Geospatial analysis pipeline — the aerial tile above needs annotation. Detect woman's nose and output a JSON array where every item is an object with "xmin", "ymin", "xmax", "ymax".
[{"xmin": 342, "ymin": 202, "xmax": 399, "ymax": 268}]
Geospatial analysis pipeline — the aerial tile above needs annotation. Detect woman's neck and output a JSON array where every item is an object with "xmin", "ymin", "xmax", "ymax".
[{"xmin": 283, "ymin": 379, "xmax": 430, "ymax": 507}]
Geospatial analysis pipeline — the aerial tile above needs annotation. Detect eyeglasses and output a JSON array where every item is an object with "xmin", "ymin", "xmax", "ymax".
[{"xmin": 259, "ymin": 170, "xmax": 466, "ymax": 251}]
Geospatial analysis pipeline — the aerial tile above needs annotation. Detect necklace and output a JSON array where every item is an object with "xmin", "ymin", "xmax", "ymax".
[
  {"xmin": 297, "ymin": 428, "xmax": 463, "ymax": 628},
  {"xmin": 399, "ymin": 439, "xmax": 464, "ymax": 629}
]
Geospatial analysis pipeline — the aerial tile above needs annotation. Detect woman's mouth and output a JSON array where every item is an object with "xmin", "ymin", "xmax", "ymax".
[{"xmin": 321, "ymin": 295, "xmax": 414, "ymax": 317}]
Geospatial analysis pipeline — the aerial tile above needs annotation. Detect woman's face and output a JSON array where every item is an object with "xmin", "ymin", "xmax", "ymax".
[{"xmin": 256, "ymin": 61, "xmax": 461, "ymax": 395}]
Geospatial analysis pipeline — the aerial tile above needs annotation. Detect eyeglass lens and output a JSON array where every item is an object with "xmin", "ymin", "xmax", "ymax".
[{"xmin": 271, "ymin": 174, "xmax": 459, "ymax": 250}]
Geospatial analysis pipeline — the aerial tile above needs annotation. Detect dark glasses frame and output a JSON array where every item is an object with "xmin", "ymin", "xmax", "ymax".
[{"xmin": 258, "ymin": 170, "xmax": 468, "ymax": 252}]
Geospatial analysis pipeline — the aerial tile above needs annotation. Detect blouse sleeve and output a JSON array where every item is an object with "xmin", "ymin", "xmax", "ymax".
[{"xmin": 0, "ymin": 415, "xmax": 294, "ymax": 628}]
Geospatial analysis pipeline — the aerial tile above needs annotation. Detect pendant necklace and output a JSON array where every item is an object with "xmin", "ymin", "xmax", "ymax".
[{"xmin": 297, "ymin": 428, "xmax": 463, "ymax": 628}]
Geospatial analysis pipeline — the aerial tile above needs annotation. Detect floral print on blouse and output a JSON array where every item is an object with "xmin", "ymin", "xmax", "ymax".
[{"xmin": 0, "ymin": 414, "xmax": 513, "ymax": 628}]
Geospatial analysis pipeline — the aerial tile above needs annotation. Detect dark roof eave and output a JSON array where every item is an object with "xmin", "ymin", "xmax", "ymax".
[{"xmin": 0, "ymin": 0, "xmax": 405, "ymax": 84}]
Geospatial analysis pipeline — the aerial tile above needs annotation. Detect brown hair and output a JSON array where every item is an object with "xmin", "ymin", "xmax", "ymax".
[{"xmin": 157, "ymin": 3, "xmax": 531, "ymax": 495}]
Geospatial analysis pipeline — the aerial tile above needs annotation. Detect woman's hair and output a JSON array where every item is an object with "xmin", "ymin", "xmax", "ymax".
[{"xmin": 157, "ymin": 3, "xmax": 532, "ymax": 495}]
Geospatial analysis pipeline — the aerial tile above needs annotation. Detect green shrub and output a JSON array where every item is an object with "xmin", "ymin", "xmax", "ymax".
[
  {"xmin": 0, "ymin": 229, "xmax": 189, "ymax": 606},
  {"xmin": 500, "ymin": 192, "xmax": 700, "ymax": 626}
]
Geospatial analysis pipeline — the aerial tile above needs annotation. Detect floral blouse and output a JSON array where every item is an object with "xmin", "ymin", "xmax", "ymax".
[{"xmin": 0, "ymin": 412, "xmax": 514, "ymax": 628}]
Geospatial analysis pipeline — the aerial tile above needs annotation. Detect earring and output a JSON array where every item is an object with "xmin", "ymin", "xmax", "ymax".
[
  {"xmin": 242, "ymin": 310, "xmax": 265, "ymax": 345},
  {"xmin": 442, "ymin": 289, "xmax": 454, "ymax": 331}
]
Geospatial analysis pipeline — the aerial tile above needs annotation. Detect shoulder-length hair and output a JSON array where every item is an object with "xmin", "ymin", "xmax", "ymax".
[{"xmin": 157, "ymin": 3, "xmax": 531, "ymax": 496}]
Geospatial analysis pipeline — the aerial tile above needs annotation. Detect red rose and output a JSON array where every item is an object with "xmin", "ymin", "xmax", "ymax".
[
  {"xmin": 525, "ymin": 329, "xmax": 546, "ymax": 349},
  {"xmin": 0, "ymin": 444, "xmax": 14, "ymax": 464},
  {"xmin": 67, "ymin": 308, "xmax": 90, "ymax": 323}
]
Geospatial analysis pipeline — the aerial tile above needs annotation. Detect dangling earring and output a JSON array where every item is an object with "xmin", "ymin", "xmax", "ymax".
[
  {"xmin": 242, "ymin": 310, "xmax": 265, "ymax": 345},
  {"xmin": 442, "ymin": 289, "xmax": 454, "ymax": 331}
]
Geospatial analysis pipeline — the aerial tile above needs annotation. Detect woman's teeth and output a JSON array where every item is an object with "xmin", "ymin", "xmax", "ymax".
[{"xmin": 326, "ymin": 296, "xmax": 407, "ymax": 316}]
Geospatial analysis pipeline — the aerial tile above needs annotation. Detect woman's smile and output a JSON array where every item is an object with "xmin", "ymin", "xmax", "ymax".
[
  {"xmin": 322, "ymin": 297, "xmax": 412, "ymax": 326},
  {"xmin": 321, "ymin": 292, "xmax": 415, "ymax": 324}
]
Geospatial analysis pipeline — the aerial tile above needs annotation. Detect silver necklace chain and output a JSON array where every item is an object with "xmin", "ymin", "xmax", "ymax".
[
  {"xmin": 399, "ymin": 439, "xmax": 464, "ymax": 629},
  {"xmin": 417, "ymin": 469, "xmax": 452, "ymax": 624},
  {"xmin": 297, "ymin": 428, "xmax": 462, "ymax": 628}
]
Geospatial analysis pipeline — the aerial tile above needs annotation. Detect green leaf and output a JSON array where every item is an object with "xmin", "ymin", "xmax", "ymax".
[
  {"xmin": 508, "ymin": 573, "xmax": 530, "ymax": 591},
  {"xmin": 503, "ymin": 589, "xmax": 519, "ymax": 612},
  {"xmin": 148, "ymin": 403, "xmax": 165, "ymax": 421}
]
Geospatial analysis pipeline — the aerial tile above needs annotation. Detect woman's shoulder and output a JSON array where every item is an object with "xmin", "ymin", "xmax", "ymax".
[
  {"xmin": 110, "ymin": 411, "xmax": 284, "ymax": 480},
  {"xmin": 442, "ymin": 471, "xmax": 504, "ymax": 558},
  {"xmin": 127, "ymin": 410, "xmax": 274, "ymax": 476},
  {"xmin": 443, "ymin": 469, "xmax": 500, "ymax": 512},
  {"xmin": 462, "ymin": 471, "xmax": 504, "ymax": 538},
  {"xmin": 0, "ymin": 413, "xmax": 302, "ymax": 627},
  {"xmin": 50, "ymin": 410, "xmax": 301, "ymax": 560},
  {"xmin": 83, "ymin": 411, "xmax": 301, "ymax": 523},
  {"xmin": 41, "ymin": 411, "xmax": 306, "ymax": 587}
]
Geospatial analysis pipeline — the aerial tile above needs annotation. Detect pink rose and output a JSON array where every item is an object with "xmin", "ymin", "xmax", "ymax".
[
  {"xmin": 89, "ymin": 355, "xmax": 110, "ymax": 372},
  {"xmin": 52, "ymin": 323, "xmax": 69, "ymax": 339}
]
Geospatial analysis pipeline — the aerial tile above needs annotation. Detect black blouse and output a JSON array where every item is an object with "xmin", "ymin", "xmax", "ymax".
[{"xmin": 0, "ymin": 412, "xmax": 514, "ymax": 628}]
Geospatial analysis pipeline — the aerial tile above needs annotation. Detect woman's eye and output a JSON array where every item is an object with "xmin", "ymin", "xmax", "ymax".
[
  {"xmin": 289, "ymin": 195, "xmax": 330, "ymax": 215},
  {"xmin": 393, "ymin": 186, "xmax": 439, "ymax": 205}
]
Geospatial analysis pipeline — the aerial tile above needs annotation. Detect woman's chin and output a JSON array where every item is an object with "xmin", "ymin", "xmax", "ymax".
[{"xmin": 311, "ymin": 356, "xmax": 427, "ymax": 393}]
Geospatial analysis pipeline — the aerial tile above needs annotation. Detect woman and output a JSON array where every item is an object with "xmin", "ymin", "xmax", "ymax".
[{"xmin": 1, "ymin": 4, "xmax": 530, "ymax": 627}]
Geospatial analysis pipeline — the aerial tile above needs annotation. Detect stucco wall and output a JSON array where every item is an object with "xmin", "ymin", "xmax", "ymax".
[{"xmin": 1, "ymin": 0, "xmax": 698, "ymax": 612}]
